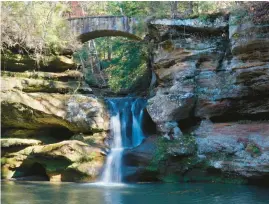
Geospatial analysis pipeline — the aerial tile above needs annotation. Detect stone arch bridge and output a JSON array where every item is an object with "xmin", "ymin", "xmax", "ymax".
[{"xmin": 68, "ymin": 16, "xmax": 146, "ymax": 42}]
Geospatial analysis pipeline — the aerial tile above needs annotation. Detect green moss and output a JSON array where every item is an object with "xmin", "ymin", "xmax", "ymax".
[
  {"xmin": 42, "ymin": 159, "xmax": 71, "ymax": 173},
  {"xmin": 181, "ymin": 156, "xmax": 200, "ymax": 168},
  {"xmin": 146, "ymin": 137, "xmax": 169, "ymax": 172},
  {"xmin": 147, "ymin": 135, "xmax": 197, "ymax": 172},
  {"xmin": 212, "ymin": 176, "xmax": 247, "ymax": 184},
  {"xmin": 12, "ymin": 170, "xmax": 28, "ymax": 178},
  {"xmin": 160, "ymin": 174, "xmax": 180, "ymax": 183},
  {"xmin": 1, "ymin": 50, "xmax": 36, "ymax": 71},
  {"xmin": 161, "ymin": 40, "xmax": 174, "ymax": 52},
  {"xmin": 246, "ymin": 143, "xmax": 261, "ymax": 156},
  {"xmin": 180, "ymin": 175, "xmax": 247, "ymax": 185},
  {"xmin": 1, "ymin": 49, "xmax": 76, "ymax": 72},
  {"xmin": 77, "ymin": 152, "xmax": 98, "ymax": 163},
  {"xmin": 1, "ymin": 158, "xmax": 7, "ymax": 165},
  {"xmin": 232, "ymin": 33, "xmax": 240, "ymax": 39},
  {"xmin": 0, "ymin": 138, "xmax": 42, "ymax": 147}
]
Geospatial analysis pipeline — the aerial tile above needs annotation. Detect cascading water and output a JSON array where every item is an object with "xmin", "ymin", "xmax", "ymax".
[{"xmin": 100, "ymin": 98, "xmax": 146, "ymax": 185}]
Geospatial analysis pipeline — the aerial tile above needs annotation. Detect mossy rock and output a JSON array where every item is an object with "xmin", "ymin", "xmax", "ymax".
[
  {"xmin": 147, "ymin": 135, "xmax": 197, "ymax": 172},
  {"xmin": 70, "ymin": 132, "xmax": 108, "ymax": 148},
  {"xmin": 160, "ymin": 40, "xmax": 174, "ymax": 52},
  {"xmin": 1, "ymin": 76, "xmax": 92, "ymax": 94},
  {"xmin": 1, "ymin": 90, "xmax": 109, "ymax": 133},
  {"xmin": 1, "ymin": 140, "xmax": 105, "ymax": 182},
  {"xmin": 1, "ymin": 128, "xmax": 78, "ymax": 147},
  {"xmin": 182, "ymin": 168, "xmax": 248, "ymax": 184},
  {"xmin": 160, "ymin": 174, "xmax": 181, "ymax": 183},
  {"xmin": 0, "ymin": 138, "xmax": 42, "ymax": 148},
  {"xmin": 1, "ymin": 51, "xmax": 36, "ymax": 72},
  {"xmin": 1, "ymin": 70, "xmax": 83, "ymax": 82},
  {"xmin": 1, "ymin": 50, "xmax": 77, "ymax": 72}
]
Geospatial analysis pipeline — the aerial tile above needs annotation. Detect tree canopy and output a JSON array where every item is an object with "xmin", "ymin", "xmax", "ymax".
[
  {"xmin": 74, "ymin": 1, "xmax": 235, "ymax": 18},
  {"xmin": 1, "ymin": 1, "xmax": 80, "ymax": 63}
]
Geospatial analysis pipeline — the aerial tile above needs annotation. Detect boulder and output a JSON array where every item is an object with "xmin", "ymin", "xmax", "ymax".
[
  {"xmin": 156, "ymin": 121, "xmax": 183, "ymax": 140},
  {"xmin": 70, "ymin": 132, "xmax": 108, "ymax": 149},
  {"xmin": 122, "ymin": 135, "xmax": 197, "ymax": 182},
  {"xmin": 194, "ymin": 120, "xmax": 269, "ymax": 178},
  {"xmin": 1, "ymin": 140, "xmax": 104, "ymax": 182},
  {"xmin": 123, "ymin": 137, "xmax": 158, "ymax": 181},
  {"xmin": 1, "ymin": 90, "xmax": 109, "ymax": 133}
]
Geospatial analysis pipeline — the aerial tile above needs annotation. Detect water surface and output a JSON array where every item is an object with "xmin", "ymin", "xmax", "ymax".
[{"xmin": 2, "ymin": 181, "xmax": 269, "ymax": 204}]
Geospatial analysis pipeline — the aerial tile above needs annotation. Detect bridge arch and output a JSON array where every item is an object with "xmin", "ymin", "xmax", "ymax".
[
  {"xmin": 78, "ymin": 30, "xmax": 141, "ymax": 43},
  {"xmin": 69, "ymin": 16, "xmax": 143, "ymax": 42}
]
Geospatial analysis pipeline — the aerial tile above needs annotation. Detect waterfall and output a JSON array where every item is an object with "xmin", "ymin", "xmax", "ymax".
[
  {"xmin": 99, "ymin": 98, "xmax": 146, "ymax": 185},
  {"xmin": 131, "ymin": 99, "xmax": 145, "ymax": 147}
]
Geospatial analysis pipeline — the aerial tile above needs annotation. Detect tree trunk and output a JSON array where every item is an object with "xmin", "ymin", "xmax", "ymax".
[
  {"xmin": 107, "ymin": 38, "xmax": 112, "ymax": 60},
  {"xmin": 170, "ymin": 1, "xmax": 178, "ymax": 18},
  {"xmin": 188, "ymin": 1, "xmax": 193, "ymax": 15}
]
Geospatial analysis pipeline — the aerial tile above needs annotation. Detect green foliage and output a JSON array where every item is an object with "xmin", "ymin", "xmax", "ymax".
[
  {"xmin": 1, "ymin": 1, "xmax": 80, "ymax": 64},
  {"xmin": 95, "ymin": 37, "xmax": 149, "ymax": 92},
  {"xmin": 106, "ymin": 1, "xmax": 147, "ymax": 17},
  {"xmin": 229, "ymin": 6, "xmax": 250, "ymax": 25},
  {"xmin": 81, "ymin": 1, "xmax": 171, "ymax": 18},
  {"xmin": 79, "ymin": 1, "xmax": 234, "ymax": 19},
  {"xmin": 73, "ymin": 43, "xmax": 98, "ymax": 86},
  {"xmin": 229, "ymin": 2, "xmax": 268, "ymax": 25}
]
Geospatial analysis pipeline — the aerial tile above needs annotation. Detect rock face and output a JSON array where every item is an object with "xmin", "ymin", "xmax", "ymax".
[
  {"xmin": 144, "ymin": 8, "xmax": 269, "ymax": 184},
  {"xmin": 1, "ymin": 76, "xmax": 92, "ymax": 94},
  {"xmin": 148, "ymin": 10, "xmax": 269, "ymax": 127},
  {"xmin": 1, "ymin": 53, "xmax": 110, "ymax": 182},
  {"xmin": 1, "ymin": 89, "xmax": 109, "ymax": 182}
]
